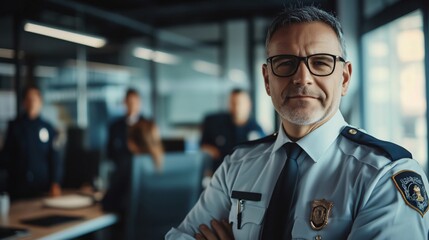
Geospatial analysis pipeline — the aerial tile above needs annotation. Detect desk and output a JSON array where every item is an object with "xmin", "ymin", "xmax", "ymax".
[{"xmin": 0, "ymin": 196, "xmax": 118, "ymax": 240}]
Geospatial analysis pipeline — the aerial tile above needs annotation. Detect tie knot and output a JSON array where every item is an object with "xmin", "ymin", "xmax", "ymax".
[{"xmin": 285, "ymin": 142, "xmax": 302, "ymax": 160}]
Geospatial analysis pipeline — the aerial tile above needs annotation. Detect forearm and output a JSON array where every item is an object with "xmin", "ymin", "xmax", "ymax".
[
  {"xmin": 201, "ymin": 144, "xmax": 221, "ymax": 160},
  {"xmin": 167, "ymin": 161, "xmax": 232, "ymax": 238}
]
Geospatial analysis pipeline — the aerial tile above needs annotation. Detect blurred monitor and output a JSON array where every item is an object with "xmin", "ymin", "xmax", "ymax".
[
  {"xmin": 62, "ymin": 127, "xmax": 99, "ymax": 189},
  {"xmin": 161, "ymin": 138, "xmax": 185, "ymax": 152}
]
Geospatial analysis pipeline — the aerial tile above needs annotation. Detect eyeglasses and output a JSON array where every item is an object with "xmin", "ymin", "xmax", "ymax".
[{"xmin": 266, "ymin": 53, "xmax": 346, "ymax": 77}]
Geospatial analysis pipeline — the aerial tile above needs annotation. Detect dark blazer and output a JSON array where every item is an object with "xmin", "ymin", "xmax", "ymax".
[
  {"xmin": 103, "ymin": 115, "xmax": 144, "ymax": 213},
  {"xmin": 0, "ymin": 114, "xmax": 61, "ymax": 199},
  {"xmin": 107, "ymin": 116, "xmax": 143, "ymax": 165}
]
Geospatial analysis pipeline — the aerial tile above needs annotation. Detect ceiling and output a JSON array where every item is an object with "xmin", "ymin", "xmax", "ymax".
[{"xmin": 0, "ymin": 0, "xmax": 336, "ymax": 63}]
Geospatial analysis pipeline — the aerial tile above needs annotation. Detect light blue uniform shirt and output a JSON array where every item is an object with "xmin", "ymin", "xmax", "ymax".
[{"xmin": 166, "ymin": 111, "xmax": 429, "ymax": 239}]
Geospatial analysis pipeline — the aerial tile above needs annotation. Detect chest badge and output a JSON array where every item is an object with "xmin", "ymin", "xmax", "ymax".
[
  {"xmin": 310, "ymin": 199, "xmax": 333, "ymax": 231},
  {"xmin": 39, "ymin": 128, "xmax": 49, "ymax": 143}
]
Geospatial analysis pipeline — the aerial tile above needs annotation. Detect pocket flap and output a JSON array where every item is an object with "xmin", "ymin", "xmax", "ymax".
[{"xmin": 230, "ymin": 201, "xmax": 266, "ymax": 226}]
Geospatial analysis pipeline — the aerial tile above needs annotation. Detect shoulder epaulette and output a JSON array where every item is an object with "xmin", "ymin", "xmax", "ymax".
[
  {"xmin": 230, "ymin": 132, "xmax": 278, "ymax": 154},
  {"xmin": 341, "ymin": 126, "xmax": 412, "ymax": 161}
]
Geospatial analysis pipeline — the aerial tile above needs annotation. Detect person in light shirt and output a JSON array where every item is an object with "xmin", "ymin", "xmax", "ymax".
[{"xmin": 166, "ymin": 5, "xmax": 429, "ymax": 240}]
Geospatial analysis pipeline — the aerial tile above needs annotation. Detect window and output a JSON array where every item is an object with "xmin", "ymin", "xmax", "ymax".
[{"xmin": 362, "ymin": 10, "xmax": 427, "ymax": 171}]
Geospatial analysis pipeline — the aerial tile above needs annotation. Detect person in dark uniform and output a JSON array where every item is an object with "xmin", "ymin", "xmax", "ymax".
[
  {"xmin": 0, "ymin": 86, "xmax": 61, "ymax": 199},
  {"xmin": 200, "ymin": 89, "xmax": 265, "ymax": 174},
  {"xmin": 106, "ymin": 88, "xmax": 144, "ymax": 166}
]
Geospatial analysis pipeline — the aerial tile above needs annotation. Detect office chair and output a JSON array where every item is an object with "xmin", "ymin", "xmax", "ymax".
[
  {"xmin": 62, "ymin": 127, "xmax": 100, "ymax": 189},
  {"xmin": 126, "ymin": 151, "xmax": 208, "ymax": 240}
]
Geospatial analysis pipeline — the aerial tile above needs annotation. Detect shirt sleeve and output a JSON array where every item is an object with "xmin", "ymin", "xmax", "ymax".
[
  {"xmin": 348, "ymin": 159, "xmax": 429, "ymax": 239},
  {"xmin": 165, "ymin": 155, "xmax": 233, "ymax": 239}
]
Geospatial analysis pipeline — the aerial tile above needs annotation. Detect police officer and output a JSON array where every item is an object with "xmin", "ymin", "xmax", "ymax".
[
  {"xmin": 201, "ymin": 89, "xmax": 265, "ymax": 174},
  {"xmin": 166, "ymin": 6, "xmax": 429, "ymax": 240},
  {"xmin": 1, "ymin": 86, "xmax": 61, "ymax": 199}
]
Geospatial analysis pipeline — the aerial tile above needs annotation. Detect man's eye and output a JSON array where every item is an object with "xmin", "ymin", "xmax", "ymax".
[
  {"xmin": 276, "ymin": 60, "xmax": 295, "ymax": 67},
  {"xmin": 312, "ymin": 60, "xmax": 330, "ymax": 66}
]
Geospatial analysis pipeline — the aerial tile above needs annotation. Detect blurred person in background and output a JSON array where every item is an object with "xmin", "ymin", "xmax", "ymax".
[
  {"xmin": 102, "ymin": 88, "xmax": 163, "ymax": 239},
  {"xmin": 0, "ymin": 86, "xmax": 62, "ymax": 200},
  {"xmin": 103, "ymin": 88, "xmax": 163, "ymax": 212},
  {"xmin": 106, "ymin": 88, "xmax": 143, "ymax": 166},
  {"xmin": 200, "ymin": 88, "xmax": 265, "ymax": 176}
]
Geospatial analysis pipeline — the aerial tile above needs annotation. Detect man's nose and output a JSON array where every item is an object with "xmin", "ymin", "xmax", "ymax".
[{"xmin": 291, "ymin": 61, "xmax": 313, "ymax": 85}]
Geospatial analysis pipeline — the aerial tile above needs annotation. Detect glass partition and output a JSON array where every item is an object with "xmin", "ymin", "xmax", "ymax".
[{"xmin": 362, "ymin": 10, "xmax": 427, "ymax": 172}]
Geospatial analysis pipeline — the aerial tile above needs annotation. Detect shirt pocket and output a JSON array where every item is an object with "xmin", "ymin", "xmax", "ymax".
[
  {"xmin": 229, "ymin": 199, "xmax": 266, "ymax": 240},
  {"xmin": 291, "ymin": 217, "xmax": 352, "ymax": 240}
]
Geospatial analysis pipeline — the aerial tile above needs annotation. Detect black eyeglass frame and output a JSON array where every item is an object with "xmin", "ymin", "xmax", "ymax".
[{"xmin": 266, "ymin": 53, "xmax": 346, "ymax": 77}]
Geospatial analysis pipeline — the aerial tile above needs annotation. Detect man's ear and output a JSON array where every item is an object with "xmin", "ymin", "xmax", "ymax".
[
  {"xmin": 262, "ymin": 64, "xmax": 271, "ymax": 96},
  {"xmin": 341, "ymin": 62, "xmax": 352, "ymax": 96}
]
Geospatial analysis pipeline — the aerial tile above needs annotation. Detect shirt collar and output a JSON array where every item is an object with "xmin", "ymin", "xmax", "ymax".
[
  {"xmin": 272, "ymin": 110, "xmax": 348, "ymax": 162},
  {"xmin": 126, "ymin": 114, "xmax": 140, "ymax": 126},
  {"xmin": 22, "ymin": 113, "xmax": 41, "ymax": 122}
]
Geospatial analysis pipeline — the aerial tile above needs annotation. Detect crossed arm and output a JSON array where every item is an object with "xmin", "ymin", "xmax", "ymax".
[{"xmin": 194, "ymin": 219, "xmax": 234, "ymax": 240}]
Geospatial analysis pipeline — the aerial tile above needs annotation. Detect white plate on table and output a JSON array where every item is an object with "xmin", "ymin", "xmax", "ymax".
[{"xmin": 42, "ymin": 194, "xmax": 94, "ymax": 209}]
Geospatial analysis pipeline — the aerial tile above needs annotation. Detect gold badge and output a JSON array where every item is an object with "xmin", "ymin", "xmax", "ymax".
[{"xmin": 310, "ymin": 199, "xmax": 333, "ymax": 231}]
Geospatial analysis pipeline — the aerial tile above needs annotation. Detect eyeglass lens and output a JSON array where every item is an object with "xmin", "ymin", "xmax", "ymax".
[{"xmin": 271, "ymin": 54, "xmax": 336, "ymax": 77}]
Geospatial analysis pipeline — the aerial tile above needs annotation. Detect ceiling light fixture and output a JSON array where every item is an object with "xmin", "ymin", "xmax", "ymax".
[
  {"xmin": 133, "ymin": 47, "xmax": 180, "ymax": 64},
  {"xmin": 192, "ymin": 60, "xmax": 221, "ymax": 76},
  {"xmin": 24, "ymin": 21, "xmax": 107, "ymax": 48}
]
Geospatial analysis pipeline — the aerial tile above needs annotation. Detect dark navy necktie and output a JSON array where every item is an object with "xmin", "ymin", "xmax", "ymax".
[{"xmin": 261, "ymin": 142, "xmax": 302, "ymax": 239}]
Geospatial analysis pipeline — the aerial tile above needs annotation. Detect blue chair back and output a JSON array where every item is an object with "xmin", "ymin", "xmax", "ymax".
[{"xmin": 126, "ymin": 151, "xmax": 208, "ymax": 240}]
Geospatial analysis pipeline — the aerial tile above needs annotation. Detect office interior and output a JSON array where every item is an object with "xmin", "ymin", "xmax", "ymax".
[{"xmin": 0, "ymin": 0, "xmax": 428, "ymax": 238}]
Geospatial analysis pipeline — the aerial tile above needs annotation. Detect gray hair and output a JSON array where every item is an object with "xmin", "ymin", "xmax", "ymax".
[{"xmin": 265, "ymin": 5, "xmax": 347, "ymax": 59}]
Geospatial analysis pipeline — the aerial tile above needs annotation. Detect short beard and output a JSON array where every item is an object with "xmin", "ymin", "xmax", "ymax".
[{"xmin": 280, "ymin": 106, "xmax": 324, "ymax": 126}]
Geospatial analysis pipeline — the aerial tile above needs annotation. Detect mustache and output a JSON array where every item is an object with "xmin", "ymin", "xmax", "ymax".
[{"xmin": 284, "ymin": 86, "xmax": 322, "ymax": 99}]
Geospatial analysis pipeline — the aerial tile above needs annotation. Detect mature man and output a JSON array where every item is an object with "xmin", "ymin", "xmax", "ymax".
[
  {"xmin": 1, "ymin": 86, "xmax": 62, "ymax": 199},
  {"xmin": 166, "ymin": 5, "xmax": 429, "ymax": 240},
  {"xmin": 201, "ymin": 89, "xmax": 265, "ymax": 174}
]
